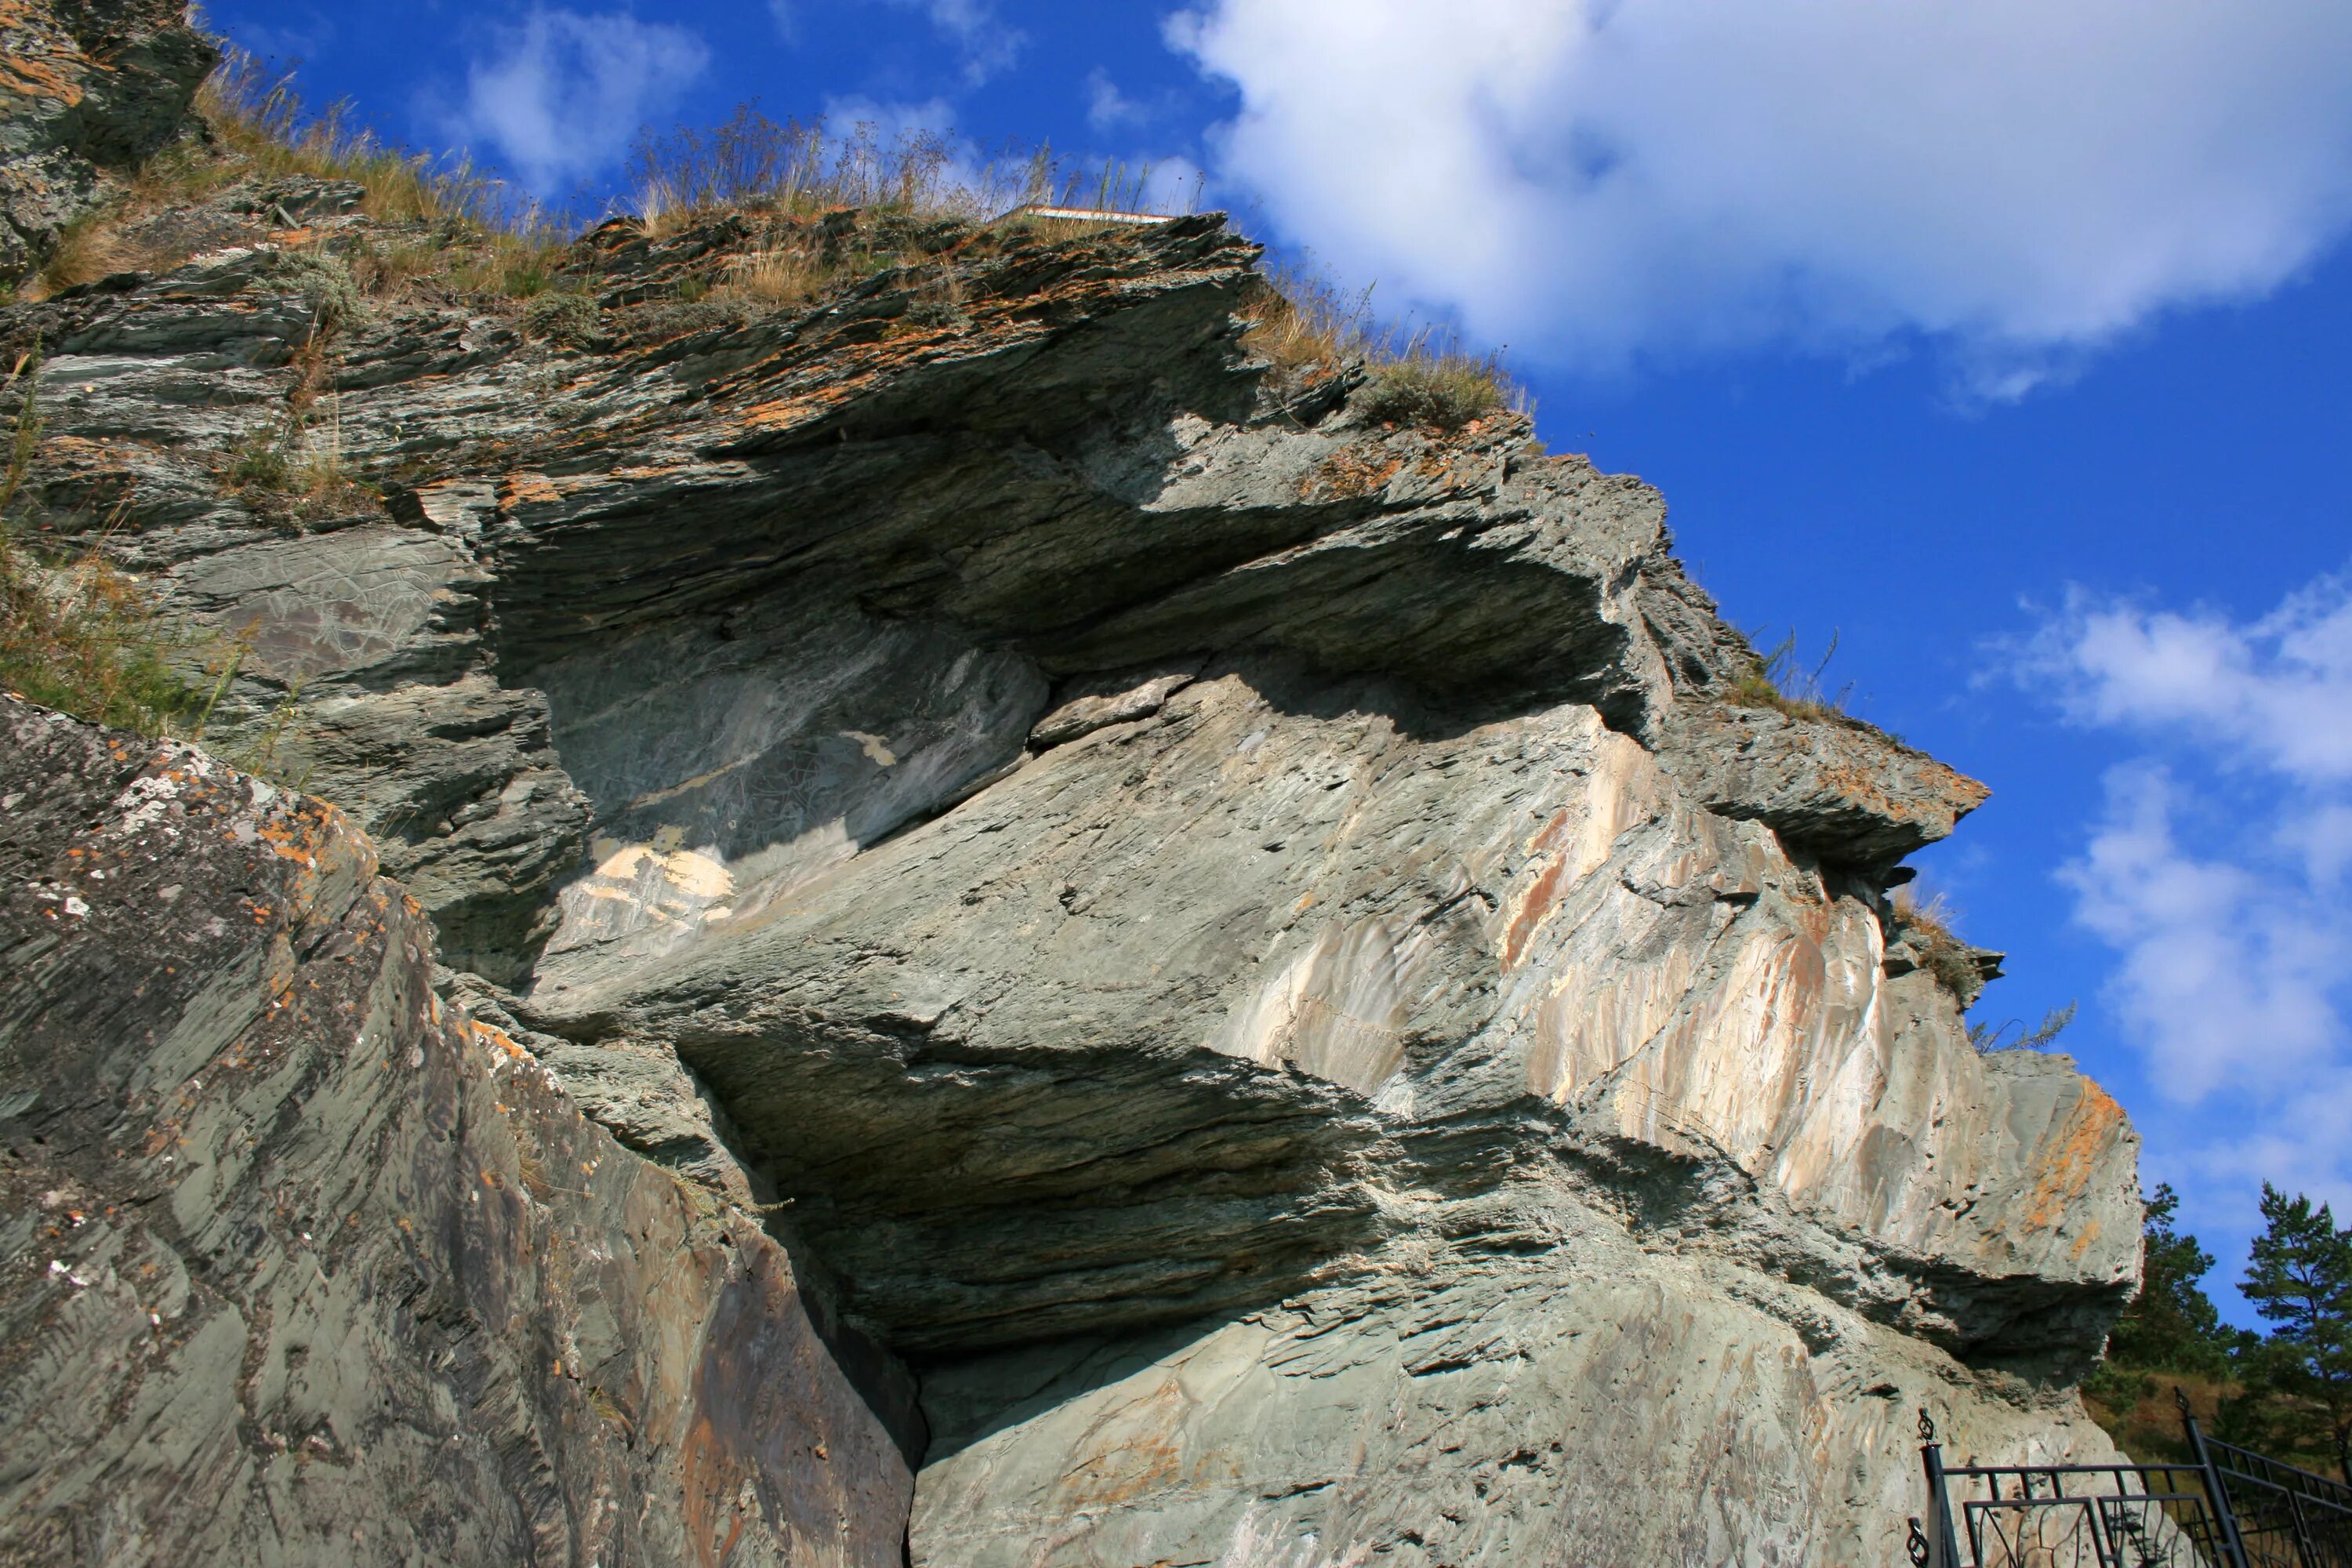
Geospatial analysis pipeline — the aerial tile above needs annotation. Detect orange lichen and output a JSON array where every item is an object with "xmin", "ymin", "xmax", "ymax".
[{"xmin": 2022, "ymin": 1080, "xmax": 2127, "ymax": 1236}]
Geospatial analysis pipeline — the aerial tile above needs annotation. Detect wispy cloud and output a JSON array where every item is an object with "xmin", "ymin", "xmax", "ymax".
[
  {"xmin": 1171, "ymin": 0, "xmax": 2352, "ymax": 398},
  {"xmin": 437, "ymin": 8, "xmax": 709, "ymax": 194},
  {"xmin": 2019, "ymin": 575, "xmax": 2352, "ymax": 1221},
  {"xmin": 1086, "ymin": 69, "xmax": 1144, "ymax": 134},
  {"xmin": 869, "ymin": 0, "xmax": 1024, "ymax": 85}
]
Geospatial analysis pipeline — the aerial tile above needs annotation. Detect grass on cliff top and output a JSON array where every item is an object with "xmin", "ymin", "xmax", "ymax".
[
  {"xmin": 25, "ymin": 47, "xmax": 566, "ymax": 302},
  {"xmin": 1239, "ymin": 261, "xmax": 1520, "ymax": 433},
  {"xmin": 24, "ymin": 45, "xmax": 1527, "ymax": 439},
  {"xmin": 1889, "ymin": 889, "xmax": 1981, "ymax": 1001},
  {"xmin": 1888, "ymin": 889, "xmax": 2074, "ymax": 1038},
  {"xmin": 1724, "ymin": 630, "xmax": 1856, "ymax": 722}
]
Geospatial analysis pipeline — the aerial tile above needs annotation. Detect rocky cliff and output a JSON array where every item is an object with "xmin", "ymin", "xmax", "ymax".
[{"xmin": 2, "ymin": 20, "xmax": 2142, "ymax": 1564}]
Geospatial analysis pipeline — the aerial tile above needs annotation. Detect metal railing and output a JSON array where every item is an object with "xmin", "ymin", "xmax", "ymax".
[{"xmin": 1911, "ymin": 1392, "xmax": 2352, "ymax": 1568}]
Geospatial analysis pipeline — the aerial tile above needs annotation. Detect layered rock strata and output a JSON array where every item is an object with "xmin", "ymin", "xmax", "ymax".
[
  {"xmin": 0, "ymin": 0, "xmax": 215, "ymax": 285},
  {"xmin": 0, "ymin": 697, "xmax": 910, "ymax": 1563},
  {"xmin": 0, "ymin": 46, "xmax": 2143, "ymax": 1564}
]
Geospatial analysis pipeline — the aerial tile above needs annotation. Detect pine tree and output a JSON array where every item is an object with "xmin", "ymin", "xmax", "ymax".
[
  {"xmin": 2238, "ymin": 1183, "xmax": 2352, "ymax": 1478},
  {"xmin": 2107, "ymin": 1184, "xmax": 2233, "ymax": 1374}
]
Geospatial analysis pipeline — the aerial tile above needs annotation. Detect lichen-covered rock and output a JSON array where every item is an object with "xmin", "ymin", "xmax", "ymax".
[
  {"xmin": 0, "ymin": 697, "xmax": 909, "ymax": 1564},
  {"xmin": 0, "ymin": 59, "xmax": 2147, "ymax": 1564},
  {"xmin": 0, "ymin": 0, "xmax": 216, "ymax": 285}
]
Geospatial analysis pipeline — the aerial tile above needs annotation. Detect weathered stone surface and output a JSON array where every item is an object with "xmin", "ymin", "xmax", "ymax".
[
  {"xmin": 0, "ymin": 0, "xmax": 216, "ymax": 285},
  {"xmin": 0, "ymin": 697, "xmax": 909, "ymax": 1563},
  {"xmin": 1657, "ymin": 698, "xmax": 1992, "ymax": 864},
  {"xmin": 0, "ymin": 60, "xmax": 2150, "ymax": 1564},
  {"xmin": 911, "ymin": 1225, "xmax": 2122, "ymax": 1568}
]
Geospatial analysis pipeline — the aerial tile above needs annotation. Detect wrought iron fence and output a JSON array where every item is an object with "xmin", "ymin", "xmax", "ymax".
[{"xmin": 1910, "ymin": 1392, "xmax": 2352, "ymax": 1568}]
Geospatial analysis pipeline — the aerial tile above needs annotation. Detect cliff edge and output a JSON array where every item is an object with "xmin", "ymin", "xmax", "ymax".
[{"xmin": 1, "ymin": 16, "xmax": 2140, "ymax": 1563}]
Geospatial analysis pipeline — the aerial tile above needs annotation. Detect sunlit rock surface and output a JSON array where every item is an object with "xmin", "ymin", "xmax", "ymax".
[
  {"xmin": 0, "ymin": 698, "xmax": 910, "ymax": 1564},
  {"xmin": 0, "ymin": 31, "xmax": 2143, "ymax": 1559}
]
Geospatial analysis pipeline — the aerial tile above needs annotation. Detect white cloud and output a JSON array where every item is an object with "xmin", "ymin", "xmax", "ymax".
[
  {"xmin": 441, "ymin": 9, "xmax": 709, "ymax": 194},
  {"xmin": 1170, "ymin": 0, "xmax": 2352, "ymax": 394},
  {"xmin": 2027, "ymin": 575, "xmax": 2352, "ymax": 1221},
  {"xmin": 2034, "ymin": 578, "xmax": 2352, "ymax": 780},
  {"xmin": 2060, "ymin": 766, "xmax": 2343, "ymax": 1102}
]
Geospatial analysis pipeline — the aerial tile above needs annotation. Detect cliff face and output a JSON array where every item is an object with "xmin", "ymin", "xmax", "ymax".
[
  {"xmin": 0, "ymin": 697, "xmax": 910, "ymax": 1564},
  {"xmin": 1, "ymin": 27, "xmax": 2141, "ymax": 1564},
  {"xmin": 0, "ymin": 0, "xmax": 214, "ymax": 285}
]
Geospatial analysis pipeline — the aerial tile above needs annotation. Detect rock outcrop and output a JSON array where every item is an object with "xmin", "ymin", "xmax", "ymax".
[
  {"xmin": 0, "ymin": 697, "xmax": 911, "ymax": 1563},
  {"xmin": 0, "ymin": 0, "xmax": 215, "ymax": 286},
  {"xmin": 2, "ymin": 21, "xmax": 2143, "ymax": 1563}
]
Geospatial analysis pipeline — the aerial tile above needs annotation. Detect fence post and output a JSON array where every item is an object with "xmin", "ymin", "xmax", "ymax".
[
  {"xmin": 2178, "ymin": 1386, "xmax": 2255, "ymax": 1568},
  {"xmin": 1918, "ymin": 1408, "xmax": 1963, "ymax": 1568}
]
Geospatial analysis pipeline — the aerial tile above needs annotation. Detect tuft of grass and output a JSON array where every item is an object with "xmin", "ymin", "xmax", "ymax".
[
  {"xmin": 29, "ymin": 209, "xmax": 128, "ymax": 298},
  {"xmin": 1238, "ymin": 262, "xmax": 1519, "ymax": 433},
  {"xmin": 1889, "ymin": 891, "xmax": 1988, "ymax": 1001},
  {"xmin": 1969, "ymin": 1000, "xmax": 2077, "ymax": 1053},
  {"xmin": 347, "ymin": 236, "xmax": 447, "ymax": 299},
  {"xmin": 1726, "ymin": 630, "xmax": 1854, "ymax": 721},
  {"xmin": 1355, "ymin": 350, "xmax": 1510, "ymax": 434},
  {"xmin": 520, "ymin": 291, "xmax": 600, "ymax": 347},
  {"xmin": 438, "ymin": 226, "xmax": 576, "ymax": 299},
  {"xmin": 710, "ymin": 245, "xmax": 827, "ymax": 311},
  {"xmin": 198, "ymin": 50, "xmax": 503, "ymax": 228}
]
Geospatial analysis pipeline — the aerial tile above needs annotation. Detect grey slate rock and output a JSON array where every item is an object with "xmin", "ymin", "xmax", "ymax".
[{"xmin": 0, "ymin": 697, "xmax": 910, "ymax": 1564}]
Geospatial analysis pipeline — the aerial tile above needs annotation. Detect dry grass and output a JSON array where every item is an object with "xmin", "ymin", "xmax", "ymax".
[
  {"xmin": 1240, "ymin": 262, "xmax": 1518, "ymax": 433},
  {"xmin": 1969, "ymin": 1000, "xmax": 2077, "ymax": 1053},
  {"xmin": 17, "ymin": 47, "xmax": 541, "ymax": 305},
  {"xmin": 710, "ymin": 245, "xmax": 829, "ymax": 310},
  {"xmin": 621, "ymin": 103, "xmax": 1167, "ymax": 236},
  {"xmin": 1889, "ymin": 891, "xmax": 1988, "ymax": 1001},
  {"xmin": 1726, "ymin": 630, "xmax": 1853, "ymax": 721},
  {"xmin": 197, "ymin": 50, "xmax": 501, "ymax": 229},
  {"xmin": 1, "ymin": 359, "xmax": 202, "ymax": 734}
]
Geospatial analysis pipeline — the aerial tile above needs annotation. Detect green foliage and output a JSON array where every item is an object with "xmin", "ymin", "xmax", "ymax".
[
  {"xmin": 2237, "ymin": 1183, "xmax": 2352, "ymax": 1473},
  {"xmin": 226, "ymin": 431, "xmax": 292, "ymax": 491},
  {"xmin": 2108, "ymin": 1185, "xmax": 2238, "ymax": 1375}
]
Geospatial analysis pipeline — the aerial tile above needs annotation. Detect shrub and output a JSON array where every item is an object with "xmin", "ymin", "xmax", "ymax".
[
  {"xmin": 521, "ymin": 291, "xmax": 601, "ymax": 347},
  {"xmin": 226, "ymin": 432, "xmax": 292, "ymax": 491},
  {"xmin": 266, "ymin": 249, "xmax": 362, "ymax": 329},
  {"xmin": 1354, "ymin": 355, "xmax": 1508, "ymax": 433}
]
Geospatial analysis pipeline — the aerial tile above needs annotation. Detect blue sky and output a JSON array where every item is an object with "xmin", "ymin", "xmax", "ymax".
[{"xmin": 210, "ymin": 0, "xmax": 2352, "ymax": 1316}]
